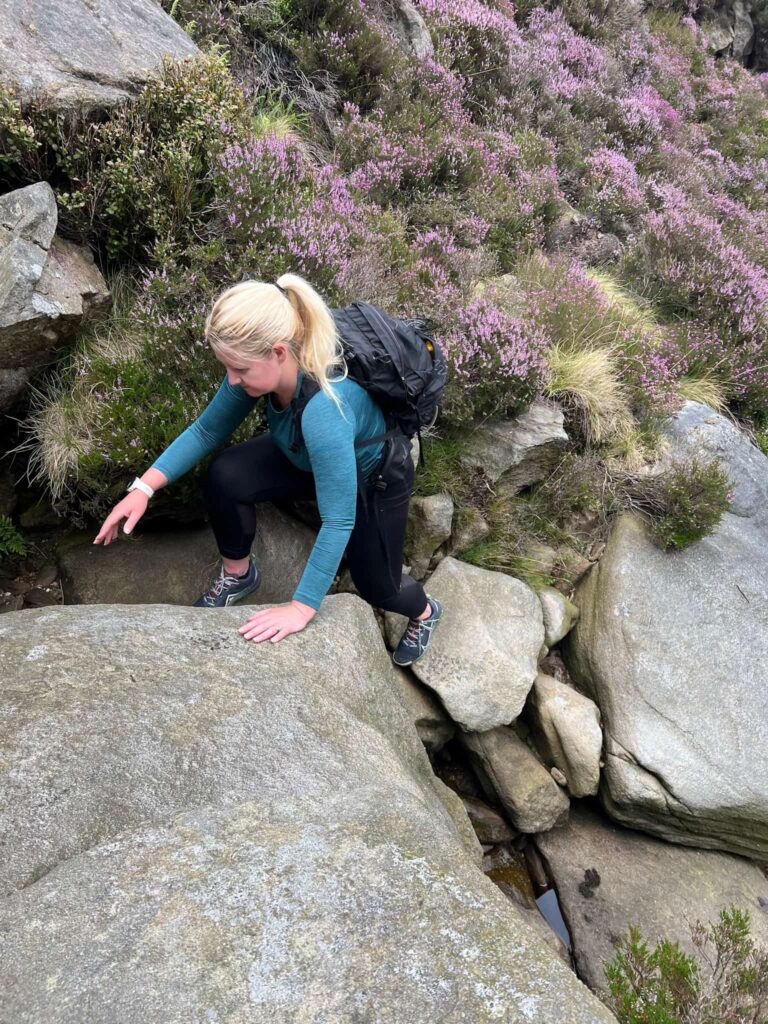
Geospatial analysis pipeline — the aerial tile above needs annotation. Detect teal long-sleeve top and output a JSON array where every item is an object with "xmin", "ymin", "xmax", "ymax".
[{"xmin": 150, "ymin": 371, "xmax": 386, "ymax": 610}]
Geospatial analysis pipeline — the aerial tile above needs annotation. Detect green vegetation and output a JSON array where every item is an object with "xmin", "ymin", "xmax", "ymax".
[
  {"xmin": 624, "ymin": 457, "xmax": 732, "ymax": 551},
  {"xmin": 0, "ymin": 516, "xmax": 27, "ymax": 562},
  {"xmin": 605, "ymin": 905, "xmax": 768, "ymax": 1024}
]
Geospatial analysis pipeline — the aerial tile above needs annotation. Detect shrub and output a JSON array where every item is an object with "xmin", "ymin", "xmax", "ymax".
[
  {"xmin": 581, "ymin": 147, "xmax": 648, "ymax": 227},
  {"xmin": 438, "ymin": 297, "xmax": 548, "ymax": 426},
  {"xmin": 624, "ymin": 456, "xmax": 732, "ymax": 550},
  {"xmin": 0, "ymin": 86, "xmax": 39, "ymax": 174},
  {"xmin": 463, "ymin": 452, "xmax": 616, "ymax": 588},
  {"xmin": 1, "ymin": 50, "xmax": 254, "ymax": 262},
  {"xmin": 605, "ymin": 905, "xmax": 768, "ymax": 1024},
  {"xmin": 515, "ymin": 255, "xmax": 680, "ymax": 432},
  {"xmin": 0, "ymin": 516, "xmax": 27, "ymax": 562}
]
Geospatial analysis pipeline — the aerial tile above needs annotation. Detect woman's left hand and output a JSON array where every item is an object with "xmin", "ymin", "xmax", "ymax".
[{"xmin": 238, "ymin": 600, "xmax": 316, "ymax": 644}]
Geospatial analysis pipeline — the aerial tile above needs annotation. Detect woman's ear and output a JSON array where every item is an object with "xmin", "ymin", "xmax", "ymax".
[{"xmin": 272, "ymin": 342, "xmax": 288, "ymax": 363}]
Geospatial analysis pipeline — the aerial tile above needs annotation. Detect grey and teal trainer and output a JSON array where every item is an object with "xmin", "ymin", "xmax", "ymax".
[
  {"xmin": 193, "ymin": 554, "xmax": 261, "ymax": 608},
  {"xmin": 392, "ymin": 596, "xmax": 443, "ymax": 666}
]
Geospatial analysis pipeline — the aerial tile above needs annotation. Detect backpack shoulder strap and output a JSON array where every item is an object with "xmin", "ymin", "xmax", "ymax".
[{"xmin": 288, "ymin": 375, "xmax": 321, "ymax": 453}]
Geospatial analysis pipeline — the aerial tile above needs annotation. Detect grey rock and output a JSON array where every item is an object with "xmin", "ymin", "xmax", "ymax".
[
  {"xmin": 461, "ymin": 794, "xmax": 516, "ymax": 844},
  {"xmin": 460, "ymin": 403, "xmax": 569, "ymax": 497},
  {"xmin": 581, "ymin": 232, "xmax": 623, "ymax": 265},
  {"xmin": 384, "ymin": 556, "xmax": 545, "ymax": 732},
  {"xmin": 527, "ymin": 673, "xmax": 602, "ymax": 798},
  {"xmin": 448, "ymin": 506, "xmax": 490, "ymax": 556},
  {"xmin": 537, "ymin": 585, "xmax": 580, "ymax": 646},
  {"xmin": 0, "ymin": 0, "xmax": 199, "ymax": 112},
  {"xmin": 0, "ymin": 180, "xmax": 58, "ymax": 250},
  {"xmin": 663, "ymin": 401, "xmax": 768, "ymax": 527},
  {"xmin": 57, "ymin": 507, "xmax": 316, "ymax": 606},
  {"xmin": 0, "ymin": 366, "xmax": 29, "ymax": 411},
  {"xmin": 565, "ymin": 406, "xmax": 768, "ymax": 858},
  {"xmin": 732, "ymin": 0, "xmax": 755, "ymax": 59},
  {"xmin": 405, "ymin": 492, "xmax": 454, "ymax": 580},
  {"xmin": 393, "ymin": 669, "xmax": 455, "ymax": 753},
  {"xmin": 703, "ymin": 0, "xmax": 754, "ymax": 60},
  {"xmin": 537, "ymin": 803, "xmax": 768, "ymax": 993},
  {"xmin": 386, "ymin": 0, "xmax": 434, "ymax": 58},
  {"xmin": 461, "ymin": 727, "xmax": 570, "ymax": 833},
  {"xmin": 0, "ymin": 599, "xmax": 614, "ymax": 1023},
  {"xmin": 551, "ymin": 766, "xmax": 568, "ymax": 787},
  {"xmin": 546, "ymin": 201, "xmax": 587, "ymax": 251},
  {"xmin": 0, "ymin": 184, "xmax": 110, "ymax": 411},
  {"xmin": 523, "ymin": 540, "xmax": 559, "ymax": 579}
]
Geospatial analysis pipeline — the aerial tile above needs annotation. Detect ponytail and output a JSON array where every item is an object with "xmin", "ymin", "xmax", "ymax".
[
  {"xmin": 275, "ymin": 273, "xmax": 348, "ymax": 408},
  {"xmin": 205, "ymin": 274, "xmax": 347, "ymax": 412}
]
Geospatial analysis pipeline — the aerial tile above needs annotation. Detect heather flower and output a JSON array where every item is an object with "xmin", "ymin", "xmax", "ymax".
[
  {"xmin": 583, "ymin": 147, "xmax": 648, "ymax": 224},
  {"xmin": 439, "ymin": 298, "xmax": 548, "ymax": 424}
]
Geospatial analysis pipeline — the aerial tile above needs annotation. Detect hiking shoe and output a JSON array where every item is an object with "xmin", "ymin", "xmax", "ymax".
[
  {"xmin": 193, "ymin": 554, "xmax": 261, "ymax": 608},
  {"xmin": 392, "ymin": 596, "xmax": 443, "ymax": 666}
]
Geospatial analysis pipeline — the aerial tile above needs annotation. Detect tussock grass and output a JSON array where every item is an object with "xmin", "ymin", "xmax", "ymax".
[
  {"xmin": 11, "ymin": 373, "xmax": 101, "ymax": 502},
  {"xmin": 544, "ymin": 343, "xmax": 635, "ymax": 446},
  {"xmin": 677, "ymin": 373, "xmax": 728, "ymax": 412}
]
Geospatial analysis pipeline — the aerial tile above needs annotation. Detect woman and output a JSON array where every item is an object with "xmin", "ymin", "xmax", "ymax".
[{"xmin": 93, "ymin": 274, "xmax": 442, "ymax": 666}]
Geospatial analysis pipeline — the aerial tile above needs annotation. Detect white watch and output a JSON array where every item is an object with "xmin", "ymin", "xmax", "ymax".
[{"xmin": 128, "ymin": 477, "xmax": 154, "ymax": 499}]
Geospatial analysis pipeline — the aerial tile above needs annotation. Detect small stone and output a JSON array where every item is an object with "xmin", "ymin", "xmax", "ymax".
[
  {"xmin": 536, "ymin": 586, "xmax": 580, "ymax": 646},
  {"xmin": 34, "ymin": 564, "xmax": 58, "ymax": 589},
  {"xmin": 550, "ymin": 767, "xmax": 568, "ymax": 787},
  {"xmin": 23, "ymin": 588, "xmax": 59, "ymax": 607}
]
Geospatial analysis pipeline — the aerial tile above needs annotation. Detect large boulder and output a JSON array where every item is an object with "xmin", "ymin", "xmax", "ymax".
[
  {"xmin": 459, "ymin": 402, "xmax": 569, "ymax": 497},
  {"xmin": 0, "ymin": 0, "xmax": 198, "ymax": 112},
  {"xmin": 57, "ymin": 506, "xmax": 316, "ymax": 606},
  {"xmin": 0, "ymin": 598, "xmax": 615, "ymax": 1023},
  {"xmin": 0, "ymin": 182, "xmax": 110, "ymax": 411},
  {"xmin": 564, "ymin": 404, "xmax": 768, "ymax": 859},
  {"xmin": 537, "ymin": 802, "xmax": 768, "ymax": 993},
  {"xmin": 384, "ymin": 556, "xmax": 545, "ymax": 732}
]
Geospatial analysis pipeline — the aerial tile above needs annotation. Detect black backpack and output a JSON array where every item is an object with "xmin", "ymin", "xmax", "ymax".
[{"xmin": 289, "ymin": 301, "xmax": 447, "ymax": 467}]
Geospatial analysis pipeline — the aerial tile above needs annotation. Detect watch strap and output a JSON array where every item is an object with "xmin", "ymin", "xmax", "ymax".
[{"xmin": 128, "ymin": 477, "xmax": 154, "ymax": 498}]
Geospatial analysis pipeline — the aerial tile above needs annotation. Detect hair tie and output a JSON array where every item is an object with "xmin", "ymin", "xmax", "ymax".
[{"xmin": 275, "ymin": 283, "xmax": 288, "ymax": 297}]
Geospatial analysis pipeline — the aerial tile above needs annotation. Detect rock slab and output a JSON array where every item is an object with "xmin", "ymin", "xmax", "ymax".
[
  {"xmin": 565, "ymin": 404, "xmax": 768, "ymax": 859},
  {"xmin": 0, "ymin": 182, "xmax": 110, "ymax": 410},
  {"xmin": 0, "ymin": 598, "xmax": 615, "ymax": 1023},
  {"xmin": 537, "ymin": 802, "xmax": 768, "ymax": 993},
  {"xmin": 0, "ymin": 0, "xmax": 199, "ymax": 111},
  {"xmin": 57, "ymin": 505, "xmax": 316, "ymax": 606},
  {"xmin": 461, "ymin": 727, "xmax": 570, "ymax": 833},
  {"xmin": 527, "ymin": 673, "xmax": 602, "ymax": 798},
  {"xmin": 459, "ymin": 402, "xmax": 569, "ymax": 497}
]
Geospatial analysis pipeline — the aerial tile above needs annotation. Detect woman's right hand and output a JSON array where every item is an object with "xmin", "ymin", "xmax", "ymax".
[{"xmin": 93, "ymin": 491, "xmax": 148, "ymax": 545}]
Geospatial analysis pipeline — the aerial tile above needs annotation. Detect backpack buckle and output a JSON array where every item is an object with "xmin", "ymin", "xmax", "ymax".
[{"xmin": 374, "ymin": 476, "xmax": 388, "ymax": 492}]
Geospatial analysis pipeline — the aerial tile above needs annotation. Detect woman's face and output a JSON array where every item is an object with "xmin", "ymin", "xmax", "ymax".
[{"xmin": 216, "ymin": 348, "xmax": 283, "ymax": 397}]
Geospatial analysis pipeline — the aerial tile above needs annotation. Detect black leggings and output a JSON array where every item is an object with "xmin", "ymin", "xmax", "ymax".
[{"xmin": 201, "ymin": 432, "xmax": 429, "ymax": 619}]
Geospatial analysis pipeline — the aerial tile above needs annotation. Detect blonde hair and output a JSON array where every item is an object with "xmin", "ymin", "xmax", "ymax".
[{"xmin": 204, "ymin": 273, "xmax": 347, "ymax": 407}]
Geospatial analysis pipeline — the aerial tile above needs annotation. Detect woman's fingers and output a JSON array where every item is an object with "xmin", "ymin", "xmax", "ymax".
[
  {"xmin": 94, "ymin": 510, "xmax": 124, "ymax": 545},
  {"xmin": 123, "ymin": 509, "xmax": 143, "ymax": 535}
]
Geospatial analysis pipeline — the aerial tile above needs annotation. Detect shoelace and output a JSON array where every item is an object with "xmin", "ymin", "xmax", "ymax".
[
  {"xmin": 403, "ymin": 618, "xmax": 422, "ymax": 648},
  {"xmin": 403, "ymin": 606, "xmax": 435, "ymax": 648},
  {"xmin": 203, "ymin": 569, "xmax": 243, "ymax": 606}
]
